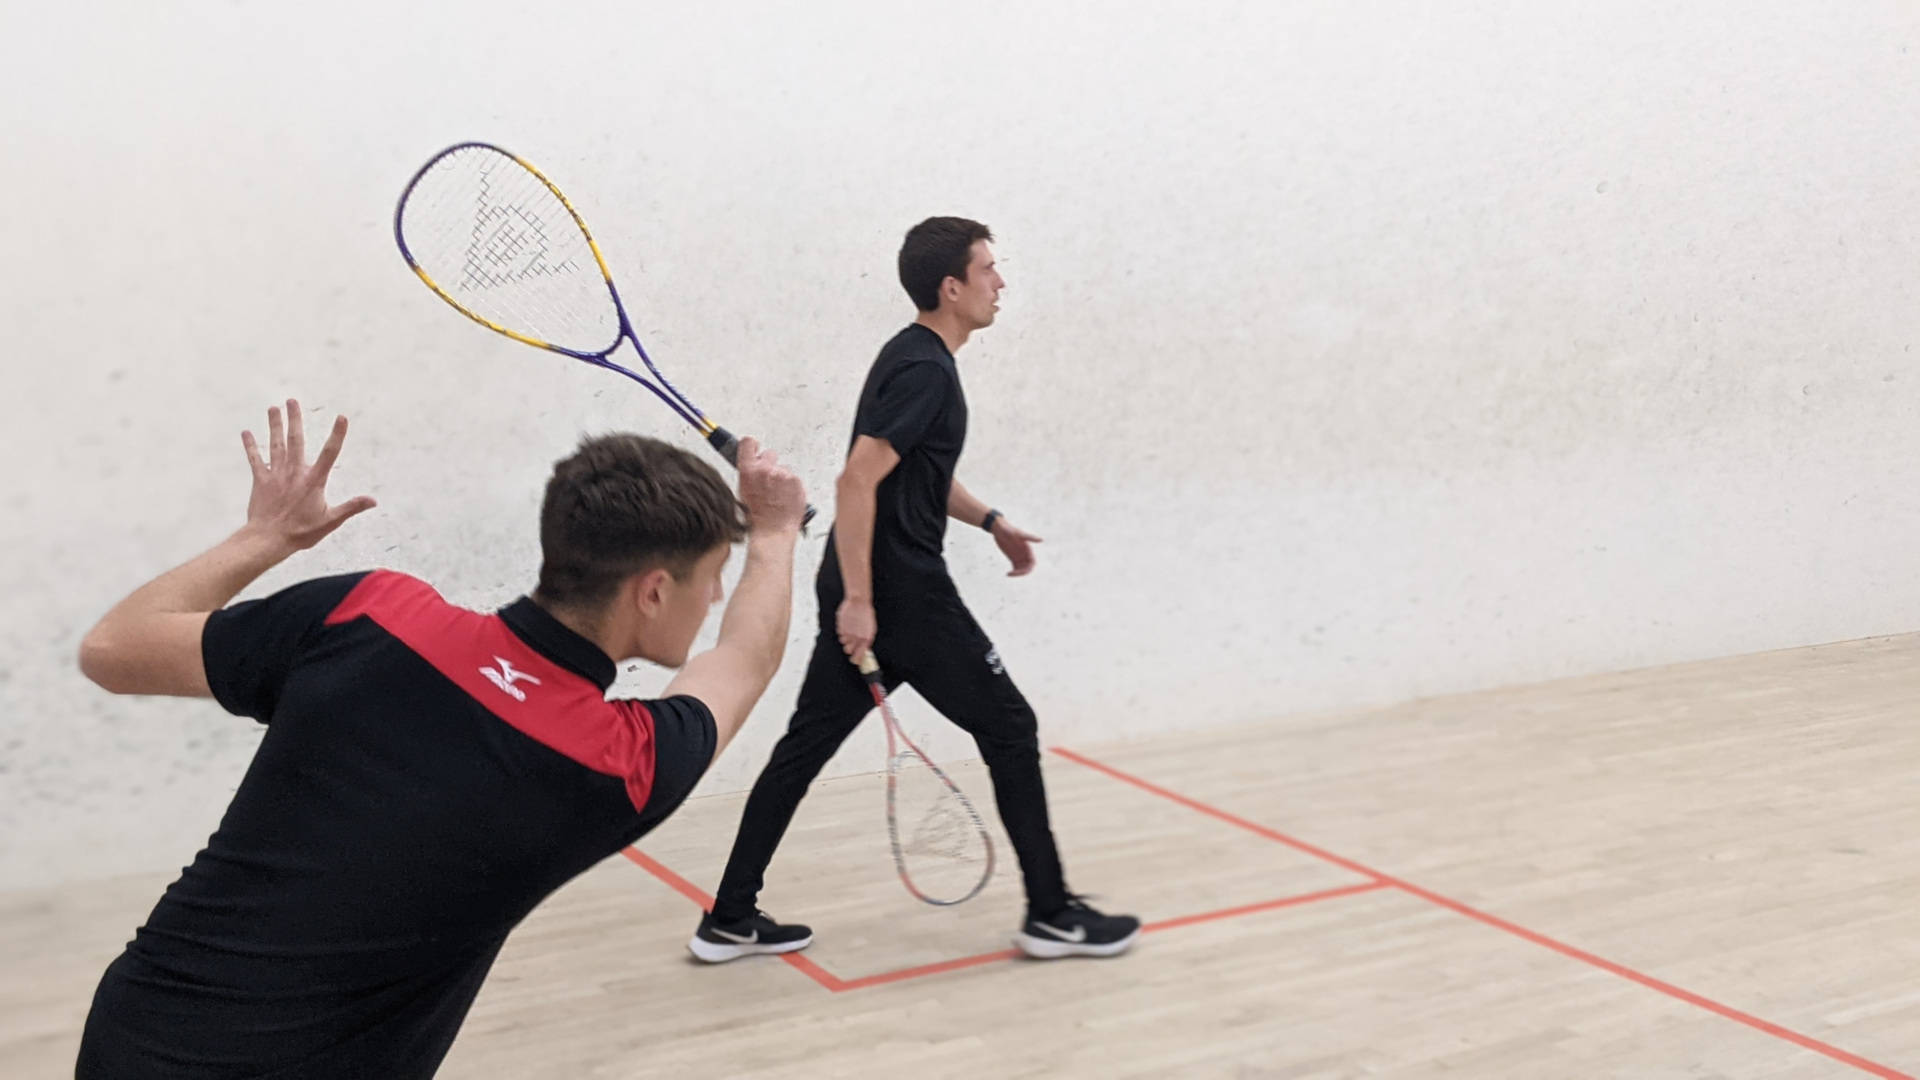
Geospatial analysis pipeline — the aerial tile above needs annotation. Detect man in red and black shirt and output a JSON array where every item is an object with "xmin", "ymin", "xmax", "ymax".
[{"xmin": 73, "ymin": 399, "xmax": 807, "ymax": 1079}]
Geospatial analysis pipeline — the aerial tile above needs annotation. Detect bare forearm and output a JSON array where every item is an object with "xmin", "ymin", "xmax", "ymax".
[
  {"xmin": 947, "ymin": 478, "xmax": 991, "ymax": 529},
  {"xmin": 834, "ymin": 474, "xmax": 879, "ymax": 601},
  {"xmin": 78, "ymin": 399, "xmax": 378, "ymax": 698},
  {"xmin": 80, "ymin": 525, "xmax": 297, "ymax": 695},
  {"xmin": 109, "ymin": 525, "xmax": 299, "ymax": 620},
  {"xmin": 715, "ymin": 528, "xmax": 798, "ymax": 684},
  {"xmin": 661, "ymin": 436, "xmax": 807, "ymax": 752}
]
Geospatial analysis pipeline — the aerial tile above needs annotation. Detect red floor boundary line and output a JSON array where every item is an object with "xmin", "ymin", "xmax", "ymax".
[
  {"xmin": 1143, "ymin": 880, "xmax": 1389, "ymax": 934},
  {"xmin": 838, "ymin": 948, "xmax": 1022, "ymax": 991},
  {"xmin": 623, "ymin": 854, "xmax": 1388, "ymax": 994},
  {"xmin": 1048, "ymin": 748, "xmax": 1391, "ymax": 884},
  {"xmin": 619, "ymin": 848, "xmax": 842, "ymax": 992},
  {"xmin": 836, "ymin": 880, "xmax": 1391, "ymax": 992},
  {"xmin": 1048, "ymin": 747, "xmax": 1914, "ymax": 1080},
  {"xmin": 620, "ymin": 849, "xmax": 712, "ymax": 909},
  {"xmin": 1393, "ymin": 879, "xmax": 1913, "ymax": 1080},
  {"xmin": 777, "ymin": 951, "xmax": 851, "ymax": 993}
]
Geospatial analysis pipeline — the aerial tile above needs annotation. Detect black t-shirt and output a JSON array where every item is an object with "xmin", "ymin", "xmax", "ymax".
[
  {"xmin": 76, "ymin": 570, "xmax": 717, "ymax": 1080},
  {"xmin": 825, "ymin": 323, "xmax": 968, "ymax": 592}
]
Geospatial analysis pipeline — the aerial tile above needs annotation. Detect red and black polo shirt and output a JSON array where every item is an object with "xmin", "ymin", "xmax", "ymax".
[{"xmin": 77, "ymin": 570, "xmax": 715, "ymax": 1080}]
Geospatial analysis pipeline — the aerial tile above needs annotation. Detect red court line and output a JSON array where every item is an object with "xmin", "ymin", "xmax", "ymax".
[
  {"xmin": 619, "ymin": 848, "xmax": 843, "ymax": 992},
  {"xmin": 620, "ymin": 849, "xmax": 712, "ymax": 909},
  {"xmin": 1050, "ymin": 746, "xmax": 1915, "ymax": 1080},
  {"xmin": 1143, "ymin": 880, "xmax": 1388, "ymax": 934},
  {"xmin": 838, "ymin": 947, "xmax": 1021, "ymax": 991},
  {"xmin": 776, "ymin": 950, "xmax": 851, "ymax": 993},
  {"xmin": 1049, "ymin": 747, "xmax": 1390, "ymax": 884},
  {"xmin": 837, "ymin": 880, "xmax": 1391, "ymax": 992},
  {"xmin": 622, "ymin": 852, "xmax": 1387, "ymax": 994}
]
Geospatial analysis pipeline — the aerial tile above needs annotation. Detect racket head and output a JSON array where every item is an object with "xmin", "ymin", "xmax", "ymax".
[
  {"xmin": 868, "ymin": 674, "xmax": 995, "ymax": 906},
  {"xmin": 394, "ymin": 142, "xmax": 624, "ymax": 357},
  {"xmin": 886, "ymin": 745, "xmax": 995, "ymax": 905}
]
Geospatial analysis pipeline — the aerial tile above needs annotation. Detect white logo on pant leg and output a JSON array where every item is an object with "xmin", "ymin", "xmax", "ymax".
[
  {"xmin": 985, "ymin": 647, "xmax": 1004, "ymax": 676},
  {"xmin": 481, "ymin": 656, "xmax": 542, "ymax": 702}
]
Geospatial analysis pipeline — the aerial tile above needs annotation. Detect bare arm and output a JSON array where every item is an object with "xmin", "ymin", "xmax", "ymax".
[
  {"xmin": 945, "ymin": 476, "xmax": 1043, "ymax": 577},
  {"xmin": 662, "ymin": 438, "xmax": 807, "ymax": 758},
  {"xmin": 662, "ymin": 530, "xmax": 797, "ymax": 759},
  {"xmin": 78, "ymin": 401, "xmax": 375, "ymax": 696},
  {"xmin": 80, "ymin": 529, "xmax": 293, "ymax": 696},
  {"xmin": 946, "ymin": 477, "xmax": 991, "ymax": 530},
  {"xmin": 832, "ymin": 435, "xmax": 901, "ymax": 659},
  {"xmin": 835, "ymin": 436, "xmax": 901, "ymax": 605}
]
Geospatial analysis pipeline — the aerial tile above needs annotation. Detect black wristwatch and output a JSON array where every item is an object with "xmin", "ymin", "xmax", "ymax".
[{"xmin": 981, "ymin": 509, "xmax": 1003, "ymax": 533}]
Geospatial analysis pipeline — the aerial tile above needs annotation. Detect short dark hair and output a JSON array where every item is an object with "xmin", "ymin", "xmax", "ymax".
[
  {"xmin": 898, "ymin": 216, "xmax": 993, "ymax": 312},
  {"xmin": 534, "ymin": 433, "xmax": 746, "ymax": 610}
]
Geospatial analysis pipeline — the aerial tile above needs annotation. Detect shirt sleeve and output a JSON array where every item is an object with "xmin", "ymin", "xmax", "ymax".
[
  {"xmin": 629, "ymin": 694, "xmax": 718, "ymax": 830},
  {"xmin": 201, "ymin": 572, "xmax": 371, "ymax": 722},
  {"xmin": 856, "ymin": 359, "xmax": 952, "ymax": 456}
]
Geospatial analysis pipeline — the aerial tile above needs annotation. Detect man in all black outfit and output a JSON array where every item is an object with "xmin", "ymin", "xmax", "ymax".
[
  {"xmin": 691, "ymin": 218, "xmax": 1139, "ymax": 962},
  {"xmin": 74, "ymin": 399, "xmax": 807, "ymax": 1078}
]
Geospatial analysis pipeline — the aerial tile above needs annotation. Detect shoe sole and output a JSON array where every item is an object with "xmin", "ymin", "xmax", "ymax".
[
  {"xmin": 687, "ymin": 933, "xmax": 814, "ymax": 964},
  {"xmin": 1013, "ymin": 927, "xmax": 1140, "ymax": 959}
]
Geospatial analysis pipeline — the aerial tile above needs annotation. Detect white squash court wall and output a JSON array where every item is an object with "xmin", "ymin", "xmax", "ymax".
[{"xmin": 2, "ymin": 2, "xmax": 1916, "ymax": 889}]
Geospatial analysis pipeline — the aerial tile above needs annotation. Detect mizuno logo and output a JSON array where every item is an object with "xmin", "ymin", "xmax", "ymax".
[
  {"xmin": 480, "ymin": 656, "xmax": 542, "ymax": 702},
  {"xmin": 1033, "ymin": 922, "xmax": 1087, "ymax": 943},
  {"xmin": 710, "ymin": 927, "xmax": 758, "ymax": 945}
]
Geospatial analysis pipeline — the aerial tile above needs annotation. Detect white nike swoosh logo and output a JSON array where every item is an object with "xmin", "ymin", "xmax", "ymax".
[
  {"xmin": 1033, "ymin": 922, "xmax": 1087, "ymax": 943},
  {"xmin": 711, "ymin": 927, "xmax": 758, "ymax": 944}
]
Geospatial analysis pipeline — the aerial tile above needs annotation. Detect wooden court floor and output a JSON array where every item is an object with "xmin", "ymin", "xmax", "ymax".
[{"xmin": 5, "ymin": 634, "xmax": 1917, "ymax": 1077}]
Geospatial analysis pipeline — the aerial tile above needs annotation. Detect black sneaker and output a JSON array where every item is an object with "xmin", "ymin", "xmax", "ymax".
[
  {"xmin": 688, "ymin": 909, "xmax": 813, "ymax": 964},
  {"xmin": 1014, "ymin": 896, "xmax": 1140, "ymax": 959}
]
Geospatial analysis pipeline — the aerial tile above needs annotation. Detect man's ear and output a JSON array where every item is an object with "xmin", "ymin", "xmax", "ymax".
[{"xmin": 626, "ymin": 566, "xmax": 674, "ymax": 619}]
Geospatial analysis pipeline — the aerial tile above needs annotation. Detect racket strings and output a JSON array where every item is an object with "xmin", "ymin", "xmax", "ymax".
[
  {"xmin": 895, "ymin": 753, "xmax": 975, "ymax": 859},
  {"xmin": 887, "ymin": 741, "xmax": 993, "ymax": 903},
  {"xmin": 398, "ymin": 144, "xmax": 621, "ymax": 353},
  {"xmin": 458, "ymin": 163, "xmax": 580, "ymax": 291}
]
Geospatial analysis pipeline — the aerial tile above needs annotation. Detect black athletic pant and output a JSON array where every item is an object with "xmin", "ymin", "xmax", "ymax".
[{"xmin": 712, "ymin": 571, "xmax": 1070, "ymax": 920}]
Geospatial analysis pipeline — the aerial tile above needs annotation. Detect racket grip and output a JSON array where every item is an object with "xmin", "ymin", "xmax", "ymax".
[
  {"xmin": 707, "ymin": 425, "xmax": 743, "ymax": 466},
  {"xmin": 706, "ymin": 426, "xmax": 819, "ymax": 530},
  {"xmin": 855, "ymin": 651, "xmax": 883, "ymax": 680}
]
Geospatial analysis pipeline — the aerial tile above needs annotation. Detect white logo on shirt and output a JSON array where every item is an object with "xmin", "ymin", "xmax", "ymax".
[
  {"xmin": 480, "ymin": 656, "xmax": 542, "ymax": 702},
  {"xmin": 985, "ymin": 647, "xmax": 1004, "ymax": 676}
]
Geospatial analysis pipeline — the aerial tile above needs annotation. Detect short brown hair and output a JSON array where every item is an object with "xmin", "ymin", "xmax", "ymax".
[
  {"xmin": 534, "ymin": 433, "xmax": 746, "ymax": 609},
  {"xmin": 898, "ymin": 216, "xmax": 993, "ymax": 312}
]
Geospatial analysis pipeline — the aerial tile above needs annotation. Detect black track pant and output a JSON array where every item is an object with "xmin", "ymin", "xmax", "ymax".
[{"xmin": 711, "ymin": 573, "xmax": 1069, "ymax": 919}]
